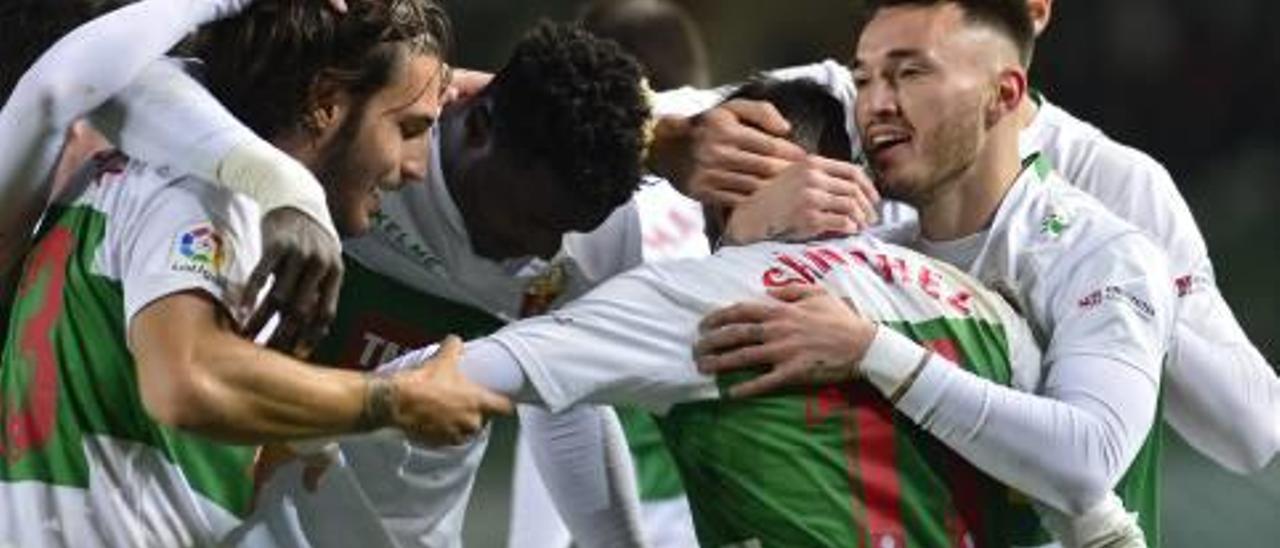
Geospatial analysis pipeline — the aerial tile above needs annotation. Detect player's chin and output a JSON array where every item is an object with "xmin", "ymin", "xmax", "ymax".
[{"xmin": 335, "ymin": 205, "xmax": 375, "ymax": 238}]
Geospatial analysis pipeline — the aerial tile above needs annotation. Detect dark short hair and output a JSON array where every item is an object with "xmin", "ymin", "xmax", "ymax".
[
  {"xmin": 192, "ymin": 0, "xmax": 451, "ymax": 138},
  {"xmin": 726, "ymin": 77, "xmax": 852, "ymax": 163},
  {"xmin": 487, "ymin": 21, "xmax": 650, "ymax": 224},
  {"xmin": 865, "ymin": 0, "xmax": 1034, "ymax": 66},
  {"xmin": 579, "ymin": 0, "xmax": 709, "ymax": 90},
  {"xmin": 0, "ymin": 0, "xmax": 130, "ymax": 103}
]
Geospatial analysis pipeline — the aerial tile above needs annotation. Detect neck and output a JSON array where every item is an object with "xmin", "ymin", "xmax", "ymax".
[
  {"xmin": 916, "ymin": 125, "xmax": 1022, "ymax": 241},
  {"xmin": 1017, "ymin": 92, "xmax": 1040, "ymax": 130}
]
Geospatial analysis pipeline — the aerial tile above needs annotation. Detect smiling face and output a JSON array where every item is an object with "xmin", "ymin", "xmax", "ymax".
[
  {"xmin": 851, "ymin": 4, "xmax": 1008, "ymax": 205},
  {"xmin": 315, "ymin": 52, "xmax": 448, "ymax": 237}
]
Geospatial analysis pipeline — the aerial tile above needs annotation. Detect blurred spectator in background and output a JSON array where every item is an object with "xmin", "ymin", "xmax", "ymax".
[{"xmin": 580, "ymin": 0, "xmax": 709, "ymax": 90}]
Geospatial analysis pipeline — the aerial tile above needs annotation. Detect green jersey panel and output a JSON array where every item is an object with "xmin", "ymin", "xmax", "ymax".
[
  {"xmin": 312, "ymin": 255, "xmax": 504, "ymax": 369},
  {"xmin": 0, "ymin": 205, "xmax": 255, "ymax": 516},
  {"xmin": 660, "ymin": 316, "xmax": 1019, "ymax": 548}
]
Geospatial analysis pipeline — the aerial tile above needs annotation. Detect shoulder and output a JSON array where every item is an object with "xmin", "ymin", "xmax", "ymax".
[{"xmin": 1033, "ymin": 102, "xmax": 1183, "ymax": 224}]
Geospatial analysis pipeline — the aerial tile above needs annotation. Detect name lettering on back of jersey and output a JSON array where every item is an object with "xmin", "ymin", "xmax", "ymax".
[
  {"xmin": 169, "ymin": 223, "xmax": 229, "ymax": 285},
  {"xmin": 761, "ymin": 244, "xmax": 974, "ymax": 316}
]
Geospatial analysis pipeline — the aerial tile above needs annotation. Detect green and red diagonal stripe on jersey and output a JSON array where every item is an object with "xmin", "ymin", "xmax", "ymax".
[
  {"xmin": 1, "ymin": 205, "xmax": 255, "ymax": 516},
  {"xmin": 659, "ymin": 316, "xmax": 1020, "ymax": 548}
]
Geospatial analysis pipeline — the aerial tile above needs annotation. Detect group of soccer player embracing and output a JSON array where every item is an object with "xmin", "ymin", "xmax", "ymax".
[{"xmin": 0, "ymin": 0, "xmax": 1274, "ymax": 546}]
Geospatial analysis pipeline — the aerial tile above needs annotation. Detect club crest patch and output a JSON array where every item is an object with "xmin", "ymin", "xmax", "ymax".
[{"xmin": 171, "ymin": 223, "xmax": 229, "ymax": 283}]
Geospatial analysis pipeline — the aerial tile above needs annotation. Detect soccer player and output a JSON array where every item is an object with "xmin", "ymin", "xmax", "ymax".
[
  {"xmin": 0, "ymin": 1, "xmax": 512, "ymax": 545},
  {"xmin": 504, "ymin": 5, "xmax": 715, "ymax": 546},
  {"xmin": 0, "ymin": 0, "xmax": 349, "ymax": 355},
  {"xmin": 658, "ymin": 0, "xmax": 1280, "ymax": 477},
  {"xmin": 693, "ymin": 0, "xmax": 1174, "ymax": 545}
]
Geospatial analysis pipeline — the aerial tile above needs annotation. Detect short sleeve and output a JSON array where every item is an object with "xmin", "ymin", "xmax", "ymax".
[
  {"xmin": 1038, "ymin": 232, "xmax": 1174, "ymax": 383},
  {"xmin": 488, "ymin": 264, "xmax": 720, "ymax": 415},
  {"xmin": 119, "ymin": 177, "xmax": 261, "ymax": 330}
]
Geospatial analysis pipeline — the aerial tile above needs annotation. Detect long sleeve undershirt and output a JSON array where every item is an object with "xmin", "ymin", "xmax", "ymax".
[
  {"xmin": 861, "ymin": 327, "xmax": 1157, "ymax": 516},
  {"xmin": 372, "ymin": 341, "xmax": 645, "ymax": 548}
]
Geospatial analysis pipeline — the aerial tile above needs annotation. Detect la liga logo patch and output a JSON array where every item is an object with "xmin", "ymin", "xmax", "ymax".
[{"xmin": 171, "ymin": 223, "xmax": 229, "ymax": 283}]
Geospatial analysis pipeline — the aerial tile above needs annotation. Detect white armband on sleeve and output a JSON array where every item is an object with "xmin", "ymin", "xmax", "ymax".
[{"xmin": 219, "ymin": 138, "xmax": 337, "ymax": 241}]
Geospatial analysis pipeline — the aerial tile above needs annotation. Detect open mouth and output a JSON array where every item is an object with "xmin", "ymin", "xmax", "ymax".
[{"xmin": 865, "ymin": 128, "xmax": 912, "ymax": 161}]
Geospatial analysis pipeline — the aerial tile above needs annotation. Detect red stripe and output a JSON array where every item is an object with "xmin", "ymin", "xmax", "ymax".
[
  {"xmin": 852, "ymin": 383, "xmax": 906, "ymax": 547},
  {"xmin": 926, "ymin": 338, "xmax": 984, "ymax": 547}
]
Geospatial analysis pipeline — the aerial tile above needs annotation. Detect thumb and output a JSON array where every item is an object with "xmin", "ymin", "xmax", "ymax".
[{"xmin": 431, "ymin": 335, "xmax": 464, "ymax": 363}]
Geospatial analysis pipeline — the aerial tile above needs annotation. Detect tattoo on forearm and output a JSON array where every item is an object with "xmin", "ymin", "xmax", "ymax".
[{"xmin": 355, "ymin": 375, "xmax": 395, "ymax": 431}]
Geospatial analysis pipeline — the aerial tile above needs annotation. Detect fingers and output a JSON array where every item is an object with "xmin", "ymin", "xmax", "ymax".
[
  {"xmin": 694, "ymin": 322, "xmax": 766, "ymax": 360},
  {"xmin": 698, "ymin": 301, "xmax": 776, "ymax": 333},
  {"xmin": 298, "ymin": 265, "xmax": 343, "ymax": 352},
  {"xmin": 448, "ymin": 69, "xmax": 493, "ymax": 101},
  {"xmin": 477, "ymin": 388, "xmax": 515, "ymax": 416},
  {"xmin": 240, "ymin": 248, "xmax": 281, "ymax": 319},
  {"xmin": 301, "ymin": 455, "xmax": 333, "ymax": 492},
  {"xmin": 326, "ymin": 0, "xmax": 348, "ymax": 13},
  {"xmin": 803, "ymin": 159, "xmax": 879, "ymax": 227},
  {"xmin": 697, "ymin": 339, "xmax": 791, "ymax": 374},
  {"xmin": 704, "ymin": 144, "xmax": 797, "ymax": 179},
  {"xmin": 719, "ymin": 99, "xmax": 793, "ymax": 139},
  {"xmin": 431, "ymin": 335, "xmax": 464, "ymax": 363}
]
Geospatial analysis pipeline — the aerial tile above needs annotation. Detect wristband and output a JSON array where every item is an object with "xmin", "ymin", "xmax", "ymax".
[
  {"xmin": 218, "ymin": 139, "xmax": 339, "ymax": 241},
  {"xmin": 860, "ymin": 326, "xmax": 931, "ymax": 398}
]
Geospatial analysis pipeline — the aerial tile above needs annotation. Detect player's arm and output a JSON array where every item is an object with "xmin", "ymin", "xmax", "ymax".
[
  {"xmin": 696, "ymin": 243, "xmax": 1174, "ymax": 517},
  {"xmin": 0, "ymin": 0, "xmax": 267, "ymax": 302},
  {"xmin": 1166, "ymin": 285, "xmax": 1280, "ymax": 473},
  {"xmin": 519, "ymin": 405, "xmax": 644, "ymax": 548},
  {"xmin": 130, "ymin": 292, "xmax": 509, "ymax": 445},
  {"xmin": 351, "ymin": 340, "xmax": 644, "ymax": 548},
  {"xmin": 92, "ymin": 56, "xmax": 345, "ymax": 355}
]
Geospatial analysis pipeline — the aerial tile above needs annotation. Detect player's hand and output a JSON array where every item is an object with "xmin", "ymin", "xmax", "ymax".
[
  {"xmin": 695, "ymin": 285, "xmax": 877, "ymax": 398},
  {"xmin": 240, "ymin": 207, "xmax": 345, "ymax": 357},
  {"xmin": 249, "ymin": 442, "xmax": 335, "ymax": 509},
  {"xmin": 446, "ymin": 68, "xmax": 493, "ymax": 104},
  {"xmin": 326, "ymin": 0, "xmax": 348, "ymax": 13},
  {"xmin": 390, "ymin": 336, "xmax": 515, "ymax": 445},
  {"xmin": 648, "ymin": 99, "xmax": 808, "ymax": 207},
  {"xmin": 722, "ymin": 156, "xmax": 879, "ymax": 245}
]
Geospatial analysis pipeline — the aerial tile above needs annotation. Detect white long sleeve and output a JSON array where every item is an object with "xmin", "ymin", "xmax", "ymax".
[
  {"xmin": 443, "ymin": 340, "xmax": 647, "ymax": 547},
  {"xmin": 519, "ymin": 405, "xmax": 645, "ymax": 548},
  {"xmin": 1165, "ymin": 286, "xmax": 1280, "ymax": 473},
  {"xmin": 861, "ymin": 327, "xmax": 1159, "ymax": 516},
  {"xmin": 91, "ymin": 59, "xmax": 337, "ymax": 238},
  {"xmin": 0, "ymin": 0, "xmax": 254, "ymax": 275}
]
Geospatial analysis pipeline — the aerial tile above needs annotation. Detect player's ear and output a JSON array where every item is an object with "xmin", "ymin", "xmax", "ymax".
[
  {"xmin": 1027, "ymin": 0, "xmax": 1053, "ymax": 37},
  {"xmin": 986, "ymin": 66, "xmax": 1026, "ymax": 128},
  {"xmin": 305, "ymin": 70, "xmax": 352, "ymax": 136}
]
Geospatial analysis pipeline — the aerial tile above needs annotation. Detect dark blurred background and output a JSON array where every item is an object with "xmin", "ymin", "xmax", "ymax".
[{"xmin": 447, "ymin": 1, "xmax": 1280, "ymax": 546}]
